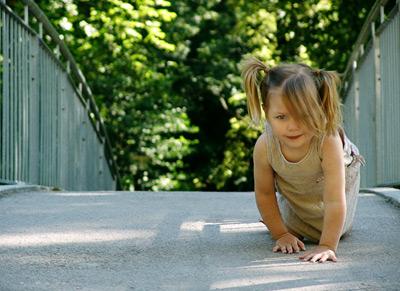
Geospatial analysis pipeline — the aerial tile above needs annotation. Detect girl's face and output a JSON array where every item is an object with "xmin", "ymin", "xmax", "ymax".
[{"xmin": 265, "ymin": 91, "xmax": 315, "ymax": 152}]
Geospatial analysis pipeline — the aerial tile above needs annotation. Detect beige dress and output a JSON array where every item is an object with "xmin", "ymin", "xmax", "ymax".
[{"xmin": 263, "ymin": 122, "xmax": 365, "ymax": 242}]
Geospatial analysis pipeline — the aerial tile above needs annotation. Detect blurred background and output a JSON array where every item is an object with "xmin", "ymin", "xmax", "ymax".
[{"xmin": 7, "ymin": 0, "xmax": 376, "ymax": 191}]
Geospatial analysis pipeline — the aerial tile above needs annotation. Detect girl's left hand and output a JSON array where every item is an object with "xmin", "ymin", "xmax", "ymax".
[{"xmin": 299, "ymin": 245, "xmax": 337, "ymax": 263}]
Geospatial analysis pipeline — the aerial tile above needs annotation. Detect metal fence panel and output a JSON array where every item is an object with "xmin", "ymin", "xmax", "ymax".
[
  {"xmin": 343, "ymin": 82, "xmax": 356, "ymax": 142},
  {"xmin": 357, "ymin": 45, "xmax": 377, "ymax": 188},
  {"xmin": 377, "ymin": 10, "xmax": 400, "ymax": 185},
  {"xmin": 0, "ymin": 3, "xmax": 117, "ymax": 190},
  {"xmin": 28, "ymin": 30, "xmax": 39, "ymax": 184},
  {"xmin": 343, "ymin": 4, "xmax": 400, "ymax": 187}
]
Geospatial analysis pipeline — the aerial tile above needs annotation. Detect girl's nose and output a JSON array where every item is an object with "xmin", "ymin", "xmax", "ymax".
[{"xmin": 288, "ymin": 118, "xmax": 300, "ymax": 131}]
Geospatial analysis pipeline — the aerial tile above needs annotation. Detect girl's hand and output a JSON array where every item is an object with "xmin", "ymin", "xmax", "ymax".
[
  {"xmin": 299, "ymin": 245, "xmax": 337, "ymax": 263},
  {"xmin": 273, "ymin": 233, "xmax": 306, "ymax": 254}
]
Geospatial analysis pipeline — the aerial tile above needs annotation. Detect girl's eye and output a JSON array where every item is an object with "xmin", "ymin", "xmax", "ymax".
[{"xmin": 276, "ymin": 115, "xmax": 286, "ymax": 120}]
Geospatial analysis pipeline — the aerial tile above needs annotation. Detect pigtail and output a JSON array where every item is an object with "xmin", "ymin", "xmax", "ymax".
[
  {"xmin": 241, "ymin": 57, "xmax": 269, "ymax": 125},
  {"xmin": 316, "ymin": 70, "xmax": 343, "ymax": 135}
]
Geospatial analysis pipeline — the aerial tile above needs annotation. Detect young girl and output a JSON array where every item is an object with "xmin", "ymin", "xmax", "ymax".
[{"xmin": 241, "ymin": 57, "xmax": 365, "ymax": 263}]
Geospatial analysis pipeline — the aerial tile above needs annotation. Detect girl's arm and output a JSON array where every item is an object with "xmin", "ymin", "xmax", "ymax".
[
  {"xmin": 253, "ymin": 133, "xmax": 288, "ymax": 239},
  {"xmin": 254, "ymin": 134, "xmax": 305, "ymax": 254},
  {"xmin": 300, "ymin": 133, "xmax": 346, "ymax": 262},
  {"xmin": 319, "ymin": 133, "xmax": 346, "ymax": 251}
]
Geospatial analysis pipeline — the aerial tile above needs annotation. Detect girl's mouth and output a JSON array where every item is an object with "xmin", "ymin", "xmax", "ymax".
[{"xmin": 287, "ymin": 134, "xmax": 302, "ymax": 140}]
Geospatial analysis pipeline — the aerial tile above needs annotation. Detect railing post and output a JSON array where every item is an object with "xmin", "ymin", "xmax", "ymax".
[
  {"xmin": 24, "ymin": 5, "xmax": 29, "ymax": 25},
  {"xmin": 371, "ymin": 22, "xmax": 381, "ymax": 186},
  {"xmin": 55, "ymin": 44, "xmax": 60, "ymax": 58},
  {"xmin": 1, "ymin": 0, "xmax": 119, "ymax": 190},
  {"xmin": 38, "ymin": 22, "xmax": 43, "ymax": 39},
  {"xmin": 352, "ymin": 60, "xmax": 360, "ymax": 147}
]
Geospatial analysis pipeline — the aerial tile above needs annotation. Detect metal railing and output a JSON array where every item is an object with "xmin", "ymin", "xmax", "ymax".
[
  {"xmin": 0, "ymin": 0, "xmax": 120, "ymax": 190},
  {"xmin": 341, "ymin": 0, "xmax": 400, "ymax": 187}
]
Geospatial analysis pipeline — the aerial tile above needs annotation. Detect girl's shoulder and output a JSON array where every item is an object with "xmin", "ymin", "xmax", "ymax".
[
  {"xmin": 253, "ymin": 132, "xmax": 271, "ymax": 167},
  {"xmin": 254, "ymin": 127, "xmax": 278, "ymax": 160},
  {"xmin": 254, "ymin": 131, "xmax": 269, "ymax": 156},
  {"xmin": 254, "ymin": 122, "xmax": 279, "ymax": 165},
  {"xmin": 318, "ymin": 130, "xmax": 343, "ymax": 161},
  {"xmin": 263, "ymin": 122, "xmax": 277, "ymax": 144}
]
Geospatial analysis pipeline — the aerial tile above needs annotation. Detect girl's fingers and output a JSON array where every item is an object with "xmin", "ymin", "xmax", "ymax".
[
  {"xmin": 310, "ymin": 253, "xmax": 323, "ymax": 263},
  {"xmin": 299, "ymin": 251, "xmax": 309, "ymax": 259},
  {"xmin": 298, "ymin": 240, "xmax": 306, "ymax": 251},
  {"xmin": 273, "ymin": 245, "xmax": 285, "ymax": 253},
  {"xmin": 319, "ymin": 253, "xmax": 330, "ymax": 263},
  {"xmin": 331, "ymin": 253, "xmax": 338, "ymax": 262},
  {"xmin": 299, "ymin": 248, "xmax": 337, "ymax": 263},
  {"xmin": 273, "ymin": 235, "xmax": 307, "ymax": 255},
  {"xmin": 299, "ymin": 251, "xmax": 314, "ymax": 261}
]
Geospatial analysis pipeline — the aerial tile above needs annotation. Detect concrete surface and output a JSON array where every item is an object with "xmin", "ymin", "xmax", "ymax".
[
  {"xmin": 0, "ymin": 184, "xmax": 51, "ymax": 196},
  {"xmin": 0, "ymin": 189, "xmax": 399, "ymax": 290},
  {"xmin": 361, "ymin": 187, "xmax": 400, "ymax": 208}
]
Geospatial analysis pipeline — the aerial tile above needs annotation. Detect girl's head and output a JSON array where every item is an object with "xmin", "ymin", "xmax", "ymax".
[{"xmin": 241, "ymin": 57, "xmax": 342, "ymax": 137}]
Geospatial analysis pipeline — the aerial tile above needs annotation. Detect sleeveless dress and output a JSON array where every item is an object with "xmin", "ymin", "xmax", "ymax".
[{"xmin": 263, "ymin": 122, "xmax": 365, "ymax": 242}]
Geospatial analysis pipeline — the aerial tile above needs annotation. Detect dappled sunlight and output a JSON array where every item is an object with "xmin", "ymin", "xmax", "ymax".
[
  {"xmin": 210, "ymin": 276, "xmax": 292, "ymax": 290},
  {"xmin": 180, "ymin": 220, "xmax": 205, "ymax": 232},
  {"xmin": 210, "ymin": 257, "xmax": 362, "ymax": 290},
  {"xmin": 220, "ymin": 222, "xmax": 266, "ymax": 234},
  {"xmin": 179, "ymin": 220, "xmax": 267, "ymax": 234},
  {"xmin": 0, "ymin": 192, "xmax": 398, "ymax": 290},
  {"xmin": 0, "ymin": 229, "xmax": 155, "ymax": 247},
  {"xmin": 209, "ymin": 276, "xmax": 366, "ymax": 290},
  {"xmin": 358, "ymin": 192, "xmax": 376, "ymax": 197},
  {"xmin": 225, "ymin": 255, "xmax": 347, "ymax": 271},
  {"xmin": 231, "ymin": 258, "xmax": 306, "ymax": 269}
]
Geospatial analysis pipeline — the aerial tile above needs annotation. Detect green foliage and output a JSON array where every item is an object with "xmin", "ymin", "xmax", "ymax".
[{"xmin": 18, "ymin": 0, "xmax": 376, "ymax": 191}]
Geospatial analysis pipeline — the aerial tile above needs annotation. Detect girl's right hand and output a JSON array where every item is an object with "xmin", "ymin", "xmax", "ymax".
[{"xmin": 273, "ymin": 233, "xmax": 306, "ymax": 254}]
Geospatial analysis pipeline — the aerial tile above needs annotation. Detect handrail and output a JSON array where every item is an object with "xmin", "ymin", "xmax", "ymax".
[
  {"xmin": 340, "ymin": 0, "xmax": 398, "ymax": 97},
  {"xmin": 12, "ymin": 0, "xmax": 121, "ymax": 188},
  {"xmin": 340, "ymin": 0, "xmax": 400, "ymax": 187}
]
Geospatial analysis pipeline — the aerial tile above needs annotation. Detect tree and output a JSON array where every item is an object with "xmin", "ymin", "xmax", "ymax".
[
  {"xmin": 29, "ymin": 0, "xmax": 199, "ymax": 190},
  {"xmin": 165, "ymin": 0, "xmax": 375, "ymax": 190},
  {"xmin": 6, "ymin": 0, "xmax": 376, "ymax": 190}
]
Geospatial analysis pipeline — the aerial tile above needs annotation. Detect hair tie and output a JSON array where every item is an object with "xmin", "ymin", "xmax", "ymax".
[
  {"xmin": 313, "ymin": 69, "xmax": 323, "ymax": 90},
  {"xmin": 263, "ymin": 66, "xmax": 270, "ymax": 74}
]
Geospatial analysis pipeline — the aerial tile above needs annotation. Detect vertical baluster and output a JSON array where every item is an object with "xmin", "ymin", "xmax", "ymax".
[
  {"xmin": 0, "ymin": 5, "xmax": 4, "ymax": 180},
  {"xmin": 29, "ymin": 31, "xmax": 38, "ymax": 184},
  {"xmin": 0, "ymin": 2, "xmax": 117, "ymax": 189},
  {"xmin": 17, "ymin": 13, "xmax": 22, "ymax": 182},
  {"xmin": 39, "ymin": 46, "xmax": 44, "ymax": 185},
  {"xmin": 10, "ymin": 14, "xmax": 15, "ymax": 181},
  {"xmin": 45, "ymin": 48, "xmax": 49, "ymax": 186},
  {"xmin": 3, "ymin": 7, "xmax": 9, "ymax": 181},
  {"xmin": 372, "ymin": 22, "xmax": 382, "ymax": 185},
  {"xmin": 22, "ymin": 3, "xmax": 28, "ymax": 180},
  {"xmin": 24, "ymin": 23, "xmax": 29, "ymax": 182}
]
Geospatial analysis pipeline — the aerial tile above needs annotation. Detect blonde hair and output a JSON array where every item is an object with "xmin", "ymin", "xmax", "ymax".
[{"xmin": 241, "ymin": 56, "xmax": 343, "ymax": 136}]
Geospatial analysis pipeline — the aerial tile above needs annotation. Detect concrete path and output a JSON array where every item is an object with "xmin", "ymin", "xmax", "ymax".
[{"xmin": 0, "ymin": 189, "xmax": 399, "ymax": 290}]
